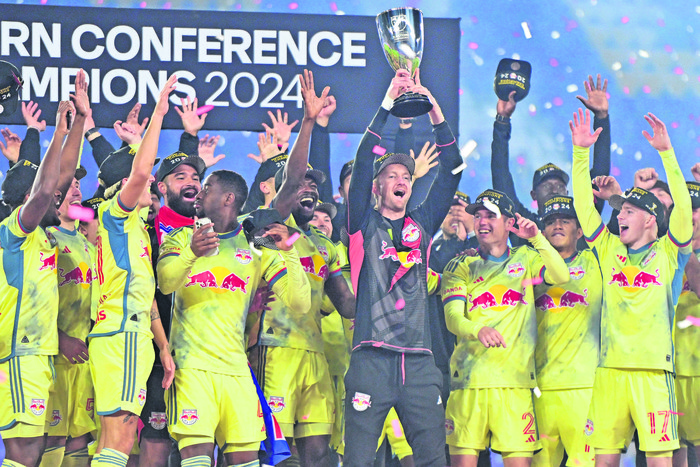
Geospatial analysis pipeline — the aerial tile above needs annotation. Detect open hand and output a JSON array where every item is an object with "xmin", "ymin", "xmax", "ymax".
[
  {"xmin": 569, "ymin": 108, "xmax": 603, "ymax": 148},
  {"xmin": 508, "ymin": 212, "xmax": 539, "ymax": 239},
  {"xmin": 576, "ymin": 74, "xmax": 608, "ymax": 119},
  {"xmin": 262, "ymin": 109, "xmax": 298, "ymax": 145},
  {"xmin": 642, "ymin": 112, "xmax": 672, "ymax": 152},
  {"xmin": 410, "ymin": 141, "xmax": 439, "ymax": 180}
]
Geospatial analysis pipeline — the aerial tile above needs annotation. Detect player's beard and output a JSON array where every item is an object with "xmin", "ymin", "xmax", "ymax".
[{"xmin": 166, "ymin": 186, "xmax": 197, "ymax": 218}]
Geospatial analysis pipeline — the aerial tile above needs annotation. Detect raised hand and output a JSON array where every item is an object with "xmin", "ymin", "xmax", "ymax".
[
  {"xmin": 569, "ymin": 108, "xmax": 603, "ymax": 148},
  {"xmin": 410, "ymin": 141, "xmax": 439, "ymax": 180},
  {"xmin": 21, "ymin": 100, "xmax": 46, "ymax": 132},
  {"xmin": 386, "ymin": 69, "xmax": 413, "ymax": 101},
  {"xmin": 497, "ymin": 90, "xmax": 517, "ymax": 119},
  {"xmin": 126, "ymin": 102, "xmax": 149, "ymax": 137},
  {"xmin": 262, "ymin": 109, "xmax": 298, "ymax": 145},
  {"xmin": 262, "ymin": 223, "xmax": 296, "ymax": 251},
  {"xmin": 70, "ymin": 69, "xmax": 90, "ymax": 117},
  {"xmin": 248, "ymin": 130, "xmax": 287, "ymax": 165},
  {"xmin": 175, "ymin": 96, "xmax": 206, "ymax": 135},
  {"xmin": 0, "ymin": 128, "xmax": 21, "ymax": 163},
  {"xmin": 633, "ymin": 168, "xmax": 659, "ymax": 190},
  {"xmin": 592, "ymin": 175, "xmax": 622, "ymax": 200},
  {"xmin": 300, "ymin": 69, "xmax": 330, "ymax": 122},
  {"xmin": 198, "ymin": 134, "xmax": 225, "ymax": 167},
  {"xmin": 576, "ymin": 74, "xmax": 608, "ymax": 119},
  {"xmin": 691, "ymin": 163, "xmax": 700, "ymax": 183},
  {"xmin": 113, "ymin": 121, "xmax": 141, "ymax": 145},
  {"xmin": 642, "ymin": 112, "xmax": 672, "ymax": 152},
  {"xmin": 315, "ymin": 95, "xmax": 337, "ymax": 127},
  {"xmin": 55, "ymin": 100, "xmax": 75, "ymax": 137},
  {"xmin": 154, "ymin": 74, "xmax": 177, "ymax": 118},
  {"xmin": 508, "ymin": 212, "xmax": 539, "ymax": 239}
]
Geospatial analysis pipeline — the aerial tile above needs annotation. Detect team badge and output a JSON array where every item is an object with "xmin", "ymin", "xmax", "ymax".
[
  {"xmin": 317, "ymin": 245, "xmax": 329, "ymax": 260},
  {"xmin": 642, "ymin": 250, "xmax": 657, "ymax": 267},
  {"xmin": 86, "ymin": 398, "xmax": 94, "ymax": 412},
  {"xmin": 445, "ymin": 419, "xmax": 455, "ymax": 436},
  {"xmin": 401, "ymin": 223, "xmax": 420, "ymax": 243},
  {"xmin": 584, "ymin": 419, "xmax": 594, "ymax": 436},
  {"xmin": 149, "ymin": 412, "xmax": 167, "ymax": 430},
  {"xmin": 351, "ymin": 392, "xmax": 372, "ymax": 412},
  {"xmin": 29, "ymin": 399, "xmax": 46, "ymax": 415},
  {"xmin": 49, "ymin": 410, "xmax": 62, "ymax": 426},
  {"xmin": 137, "ymin": 389, "xmax": 147, "ymax": 406},
  {"xmin": 235, "ymin": 248, "xmax": 253, "ymax": 265},
  {"xmin": 180, "ymin": 410, "xmax": 199, "ymax": 425},
  {"xmin": 569, "ymin": 266, "xmax": 585, "ymax": 279},
  {"xmin": 507, "ymin": 263, "xmax": 525, "ymax": 277},
  {"xmin": 268, "ymin": 396, "xmax": 285, "ymax": 413}
]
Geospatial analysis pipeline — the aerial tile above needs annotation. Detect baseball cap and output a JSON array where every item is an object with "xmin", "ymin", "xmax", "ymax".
[
  {"xmin": 465, "ymin": 189, "xmax": 516, "ymax": 218},
  {"xmin": 314, "ymin": 202, "xmax": 337, "ymax": 220},
  {"xmin": 532, "ymin": 163, "xmax": 569, "ymax": 190},
  {"xmin": 0, "ymin": 60, "xmax": 23, "ymax": 117},
  {"xmin": 687, "ymin": 181, "xmax": 700, "ymax": 209},
  {"xmin": 81, "ymin": 186, "xmax": 106, "ymax": 216},
  {"xmin": 609, "ymin": 187, "xmax": 665, "ymax": 227},
  {"xmin": 539, "ymin": 195, "xmax": 577, "ymax": 223},
  {"xmin": 494, "ymin": 58, "xmax": 531, "ymax": 102},
  {"xmin": 373, "ymin": 153, "xmax": 415, "ymax": 179},
  {"xmin": 452, "ymin": 191, "xmax": 471, "ymax": 207},
  {"xmin": 339, "ymin": 160, "xmax": 354, "ymax": 185},
  {"xmin": 274, "ymin": 165, "xmax": 326, "ymax": 192},
  {"xmin": 259, "ymin": 153, "xmax": 289, "ymax": 182},
  {"xmin": 2, "ymin": 159, "xmax": 38, "ymax": 207},
  {"xmin": 241, "ymin": 207, "xmax": 300, "ymax": 250},
  {"xmin": 98, "ymin": 146, "xmax": 161, "ymax": 188},
  {"xmin": 155, "ymin": 152, "xmax": 206, "ymax": 183}
]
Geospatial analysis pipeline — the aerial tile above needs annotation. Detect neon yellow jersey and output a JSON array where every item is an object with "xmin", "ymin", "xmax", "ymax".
[
  {"xmin": 47, "ymin": 226, "xmax": 95, "ymax": 349},
  {"xmin": 533, "ymin": 249, "xmax": 602, "ymax": 390},
  {"xmin": 159, "ymin": 225, "xmax": 290, "ymax": 376},
  {"xmin": 258, "ymin": 216, "xmax": 342, "ymax": 352},
  {"xmin": 675, "ymin": 250, "xmax": 700, "ymax": 376},
  {"xmin": 90, "ymin": 194, "xmax": 155, "ymax": 338},
  {"xmin": 442, "ymin": 246, "xmax": 546, "ymax": 389},
  {"xmin": 0, "ymin": 207, "xmax": 59, "ymax": 362},
  {"xmin": 88, "ymin": 242, "xmax": 99, "ymax": 323}
]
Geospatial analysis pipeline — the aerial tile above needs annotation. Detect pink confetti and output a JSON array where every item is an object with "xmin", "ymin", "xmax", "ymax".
[
  {"xmin": 302, "ymin": 413, "xmax": 310, "ymax": 420},
  {"xmin": 469, "ymin": 170, "xmax": 476, "ymax": 178},
  {"xmin": 664, "ymin": 44, "xmax": 673, "ymax": 53},
  {"xmin": 516, "ymin": 156, "xmax": 526, "ymax": 165},
  {"xmin": 391, "ymin": 419, "xmax": 403, "ymax": 438},
  {"xmin": 552, "ymin": 97, "xmax": 564, "ymax": 106},
  {"xmin": 549, "ymin": 58, "xmax": 559, "ymax": 67},
  {"xmin": 289, "ymin": 2, "xmax": 298, "ymax": 9},
  {"xmin": 330, "ymin": 2, "xmax": 338, "ymax": 12},
  {"xmin": 395, "ymin": 298, "xmax": 405, "ymax": 310},
  {"xmin": 140, "ymin": 1, "xmax": 147, "ymax": 7},
  {"xmin": 671, "ymin": 122, "xmax": 679, "ymax": 129},
  {"xmin": 642, "ymin": 85, "xmax": 651, "ymax": 94},
  {"xmin": 285, "ymin": 232, "xmax": 300, "ymax": 247},
  {"xmin": 623, "ymin": 86, "xmax": 630, "ymax": 94},
  {"xmin": 163, "ymin": 2, "xmax": 172, "ymax": 8},
  {"xmin": 468, "ymin": 42, "xmax": 478, "ymax": 50},
  {"xmin": 196, "ymin": 104, "xmax": 214, "ymax": 116},
  {"xmin": 0, "ymin": 369, "xmax": 6, "ymax": 384},
  {"xmin": 657, "ymin": 19, "xmax": 666, "ymax": 27},
  {"xmin": 687, "ymin": 315, "xmax": 700, "ymax": 326},
  {"xmin": 458, "ymin": 88, "xmax": 464, "ymax": 95},
  {"xmin": 621, "ymin": 16, "xmax": 629, "ymax": 24},
  {"xmin": 521, "ymin": 277, "xmax": 543, "ymax": 287},
  {"xmin": 372, "ymin": 145, "xmax": 387, "ymax": 156},
  {"xmin": 470, "ymin": 16, "xmax": 478, "ymax": 24},
  {"xmin": 611, "ymin": 166, "xmax": 621, "ymax": 176},
  {"xmin": 68, "ymin": 205, "xmax": 95, "ymax": 222},
  {"xmin": 40, "ymin": 0, "xmax": 47, "ymax": 3},
  {"xmin": 674, "ymin": 67, "xmax": 684, "ymax": 75}
]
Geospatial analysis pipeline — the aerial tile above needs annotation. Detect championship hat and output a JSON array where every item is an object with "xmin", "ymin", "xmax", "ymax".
[
  {"xmin": 0, "ymin": 60, "xmax": 23, "ymax": 117},
  {"xmin": 465, "ymin": 189, "xmax": 516, "ymax": 218},
  {"xmin": 494, "ymin": 59, "xmax": 531, "ymax": 102}
]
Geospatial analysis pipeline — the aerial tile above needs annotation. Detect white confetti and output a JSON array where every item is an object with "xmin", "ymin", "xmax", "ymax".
[
  {"xmin": 482, "ymin": 199, "xmax": 501, "ymax": 218},
  {"xmin": 460, "ymin": 140, "xmax": 478, "ymax": 159},
  {"xmin": 678, "ymin": 319, "xmax": 693, "ymax": 329},
  {"xmin": 521, "ymin": 22, "xmax": 532, "ymax": 39},
  {"xmin": 612, "ymin": 62, "xmax": 622, "ymax": 71},
  {"xmin": 451, "ymin": 162, "xmax": 467, "ymax": 175},
  {"xmin": 566, "ymin": 84, "xmax": 579, "ymax": 93},
  {"xmin": 533, "ymin": 386, "xmax": 542, "ymax": 398},
  {"xmin": 639, "ymin": 49, "xmax": 650, "ymax": 58},
  {"xmin": 634, "ymin": 151, "xmax": 642, "ymax": 161},
  {"xmin": 551, "ymin": 31, "xmax": 560, "ymax": 39}
]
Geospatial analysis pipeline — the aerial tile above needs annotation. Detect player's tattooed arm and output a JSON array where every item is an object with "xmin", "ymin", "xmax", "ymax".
[{"xmin": 150, "ymin": 301, "xmax": 161, "ymax": 322}]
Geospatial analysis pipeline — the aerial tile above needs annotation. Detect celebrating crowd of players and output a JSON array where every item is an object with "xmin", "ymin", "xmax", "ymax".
[{"xmin": 0, "ymin": 57, "xmax": 698, "ymax": 467}]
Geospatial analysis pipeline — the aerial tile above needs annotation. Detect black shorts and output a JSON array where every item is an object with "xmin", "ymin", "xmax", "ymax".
[{"xmin": 139, "ymin": 364, "xmax": 170, "ymax": 441}]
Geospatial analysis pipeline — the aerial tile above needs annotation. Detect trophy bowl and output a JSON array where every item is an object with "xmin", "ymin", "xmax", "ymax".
[{"xmin": 376, "ymin": 7, "xmax": 433, "ymax": 118}]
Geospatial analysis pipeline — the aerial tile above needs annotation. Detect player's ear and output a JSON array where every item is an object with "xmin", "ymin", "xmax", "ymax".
[
  {"xmin": 576, "ymin": 226, "xmax": 583, "ymax": 240},
  {"xmin": 506, "ymin": 216, "xmax": 516, "ymax": 229}
]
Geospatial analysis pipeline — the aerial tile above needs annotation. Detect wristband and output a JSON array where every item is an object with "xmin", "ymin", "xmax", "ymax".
[
  {"xmin": 381, "ymin": 95, "xmax": 394, "ymax": 111},
  {"xmin": 84, "ymin": 128, "xmax": 99, "ymax": 138},
  {"xmin": 495, "ymin": 114, "xmax": 510, "ymax": 123}
]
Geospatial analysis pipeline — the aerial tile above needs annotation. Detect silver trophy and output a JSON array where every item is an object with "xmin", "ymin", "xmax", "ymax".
[{"xmin": 376, "ymin": 7, "xmax": 433, "ymax": 118}]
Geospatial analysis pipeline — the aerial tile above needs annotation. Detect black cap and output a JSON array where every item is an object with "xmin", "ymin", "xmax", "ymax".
[
  {"xmin": 274, "ymin": 165, "xmax": 326, "ymax": 192},
  {"xmin": 452, "ymin": 191, "xmax": 471, "ymax": 207},
  {"xmin": 98, "ymin": 146, "xmax": 160, "ymax": 188},
  {"xmin": 494, "ymin": 59, "xmax": 531, "ymax": 102},
  {"xmin": 465, "ymin": 189, "xmax": 516, "ymax": 218},
  {"xmin": 156, "ymin": 152, "xmax": 206, "ymax": 183},
  {"xmin": 0, "ymin": 61, "xmax": 23, "ymax": 117},
  {"xmin": 259, "ymin": 153, "xmax": 289, "ymax": 181},
  {"xmin": 241, "ymin": 207, "xmax": 300, "ymax": 250},
  {"xmin": 81, "ymin": 186, "xmax": 106, "ymax": 216},
  {"xmin": 339, "ymin": 160, "xmax": 354, "ymax": 185},
  {"xmin": 373, "ymin": 153, "xmax": 415, "ymax": 179},
  {"xmin": 2, "ymin": 159, "xmax": 38, "ymax": 207},
  {"xmin": 688, "ymin": 181, "xmax": 700, "ymax": 210},
  {"xmin": 539, "ymin": 195, "xmax": 577, "ymax": 222},
  {"xmin": 315, "ymin": 202, "xmax": 337, "ymax": 219},
  {"xmin": 609, "ymin": 187, "xmax": 665, "ymax": 227},
  {"xmin": 532, "ymin": 163, "xmax": 569, "ymax": 190}
]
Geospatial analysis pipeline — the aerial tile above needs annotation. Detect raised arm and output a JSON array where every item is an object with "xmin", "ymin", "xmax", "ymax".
[
  {"xmin": 57, "ymin": 70, "xmax": 88, "ymax": 199},
  {"xmin": 570, "ymin": 108, "xmax": 604, "ymax": 239},
  {"xmin": 309, "ymin": 96, "xmax": 336, "ymax": 204}
]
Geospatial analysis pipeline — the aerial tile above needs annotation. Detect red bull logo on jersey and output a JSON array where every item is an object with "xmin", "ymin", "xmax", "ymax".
[
  {"xmin": 351, "ymin": 392, "xmax": 372, "ymax": 412},
  {"xmin": 235, "ymin": 248, "xmax": 253, "ymax": 265},
  {"xmin": 39, "ymin": 251, "xmax": 57, "ymax": 272},
  {"xmin": 139, "ymin": 240, "xmax": 151, "ymax": 260},
  {"xmin": 608, "ymin": 267, "xmax": 662, "ymax": 290},
  {"xmin": 569, "ymin": 266, "xmax": 585, "ymax": 280},
  {"xmin": 584, "ymin": 419, "xmax": 594, "ymax": 436},
  {"xmin": 149, "ymin": 412, "xmax": 167, "ymax": 430},
  {"xmin": 49, "ymin": 410, "xmax": 62, "ymax": 426},
  {"xmin": 138, "ymin": 389, "xmax": 147, "ymax": 406},
  {"xmin": 401, "ymin": 223, "xmax": 420, "ymax": 243},
  {"xmin": 468, "ymin": 284, "xmax": 528, "ymax": 312},
  {"xmin": 268, "ymin": 396, "xmax": 285, "ymax": 413},
  {"xmin": 58, "ymin": 262, "xmax": 95, "ymax": 289},
  {"xmin": 682, "ymin": 280, "xmax": 691, "ymax": 294},
  {"xmin": 445, "ymin": 419, "xmax": 455, "ymax": 436},
  {"xmin": 535, "ymin": 287, "xmax": 589, "ymax": 313},
  {"xmin": 180, "ymin": 409, "xmax": 199, "ymax": 425},
  {"xmin": 185, "ymin": 266, "xmax": 250, "ymax": 294},
  {"xmin": 378, "ymin": 241, "xmax": 422, "ymax": 267},
  {"xmin": 30, "ymin": 398, "xmax": 46, "ymax": 415},
  {"xmin": 507, "ymin": 263, "xmax": 525, "ymax": 278},
  {"xmin": 299, "ymin": 255, "xmax": 329, "ymax": 282}
]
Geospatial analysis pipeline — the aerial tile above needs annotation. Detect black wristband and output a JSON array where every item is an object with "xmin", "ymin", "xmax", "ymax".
[
  {"xmin": 495, "ymin": 114, "xmax": 510, "ymax": 123},
  {"xmin": 84, "ymin": 127, "xmax": 99, "ymax": 138}
]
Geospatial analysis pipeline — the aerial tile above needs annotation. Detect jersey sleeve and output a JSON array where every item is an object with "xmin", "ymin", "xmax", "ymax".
[
  {"xmin": 528, "ymin": 233, "xmax": 570, "ymax": 285},
  {"xmin": 156, "ymin": 228, "xmax": 198, "ymax": 295},
  {"xmin": 324, "ymin": 240, "xmax": 343, "ymax": 279},
  {"xmin": 661, "ymin": 148, "xmax": 693, "ymax": 249},
  {"xmin": 572, "ymin": 144, "xmax": 609, "ymax": 252},
  {"xmin": 4, "ymin": 207, "xmax": 33, "ymax": 242},
  {"xmin": 442, "ymin": 257, "xmax": 485, "ymax": 338},
  {"xmin": 427, "ymin": 268, "xmax": 441, "ymax": 295}
]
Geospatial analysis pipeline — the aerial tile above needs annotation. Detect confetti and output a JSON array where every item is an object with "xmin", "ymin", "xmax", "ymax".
[
  {"xmin": 460, "ymin": 140, "xmax": 477, "ymax": 159},
  {"xmin": 196, "ymin": 104, "xmax": 214, "ymax": 116},
  {"xmin": 533, "ymin": 386, "xmax": 542, "ymax": 398},
  {"xmin": 678, "ymin": 315, "xmax": 700, "ymax": 329},
  {"xmin": 302, "ymin": 413, "xmax": 309, "ymax": 420},
  {"xmin": 395, "ymin": 298, "xmax": 405, "ymax": 310},
  {"xmin": 451, "ymin": 162, "xmax": 467, "ymax": 175},
  {"xmin": 521, "ymin": 22, "xmax": 532, "ymax": 39},
  {"xmin": 285, "ymin": 232, "xmax": 300, "ymax": 247},
  {"xmin": 0, "ymin": 369, "xmax": 6, "ymax": 384},
  {"xmin": 521, "ymin": 277, "xmax": 543, "ymax": 287},
  {"xmin": 482, "ymin": 199, "xmax": 501, "ymax": 218},
  {"xmin": 372, "ymin": 145, "xmax": 387, "ymax": 156},
  {"xmin": 67, "ymin": 204, "xmax": 94, "ymax": 222},
  {"xmin": 391, "ymin": 419, "xmax": 403, "ymax": 438}
]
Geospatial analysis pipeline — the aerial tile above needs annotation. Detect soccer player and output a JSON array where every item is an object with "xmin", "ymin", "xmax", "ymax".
[
  {"xmin": 441, "ymin": 189, "xmax": 570, "ymax": 467},
  {"xmin": 531, "ymin": 195, "xmax": 602, "ymax": 467},
  {"xmin": 344, "ymin": 68, "xmax": 462, "ymax": 467},
  {"xmin": 430, "ymin": 192, "xmax": 477, "ymax": 272},
  {"xmin": 570, "ymin": 108, "xmax": 692, "ymax": 467},
  {"xmin": 157, "ymin": 171, "xmax": 311, "ymax": 467},
  {"xmin": 256, "ymin": 69, "xmax": 355, "ymax": 467},
  {"xmin": 0, "ymin": 73, "xmax": 85, "ymax": 467},
  {"xmin": 88, "ymin": 75, "xmax": 177, "ymax": 467}
]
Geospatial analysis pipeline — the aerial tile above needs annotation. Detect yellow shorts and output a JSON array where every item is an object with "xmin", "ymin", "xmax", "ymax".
[
  {"xmin": 533, "ymin": 388, "xmax": 594, "ymax": 467},
  {"xmin": 89, "ymin": 332, "xmax": 154, "ymax": 416},
  {"xmin": 258, "ymin": 346, "xmax": 334, "ymax": 439},
  {"xmin": 379, "ymin": 408, "xmax": 413, "ymax": 460},
  {"xmin": 45, "ymin": 360, "xmax": 96, "ymax": 438},
  {"xmin": 587, "ymin": 368, "xmax": 679, "ymax": 453},
  {"xmin": 166, "ymin": 368, "xmax": 265, "ymax": 453},
  {"xmin": 676, "ymin": 375, "xmax": 700, "ymax": 444},
  {"xmin": 446, "ymin": 387, "xmax": 541, "ymax": 455},
  {"xmin": 329, "ymin": 374, "xmax": 345, "ymax": 451},
  {"xmin": 0, "ymin": 355, "xmax": 54, "ymax": 438}
]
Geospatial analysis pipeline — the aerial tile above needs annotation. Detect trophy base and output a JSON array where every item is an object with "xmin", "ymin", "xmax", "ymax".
[{"xmin": 391, "ymin": 92, "xmax": 433, "ymax": 118}]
